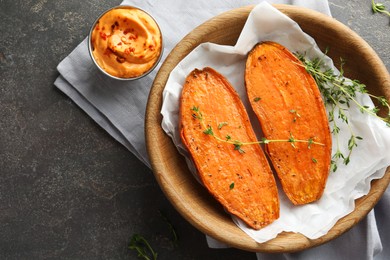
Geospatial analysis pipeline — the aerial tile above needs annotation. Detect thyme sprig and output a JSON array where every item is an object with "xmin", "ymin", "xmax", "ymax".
[
  {"xmin": 191, "ymin": 106, "xmax": 324, "ymax": 154},
  {"xmin": 372, "ymin": 0, "xmax": 390, "ymax": 17},
  {"xmin": 295, "ymin": 51, "xmax": 390, "ymax": 171},
  {"xmin": 297, "ymin": 54, "xmax": 390, "ymax": 123},
  {"xmin": 129, "ymin": 234, "xmax": 158, "ymax": 260}
]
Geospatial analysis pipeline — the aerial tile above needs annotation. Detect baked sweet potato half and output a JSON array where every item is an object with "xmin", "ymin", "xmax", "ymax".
[
  {"xmin": 180, "ymin": 67, "xmax": 279, "ymax": 230},
  {"xmin": 245, "ymin": 42, "xmax": 332, "ymax": 205}
]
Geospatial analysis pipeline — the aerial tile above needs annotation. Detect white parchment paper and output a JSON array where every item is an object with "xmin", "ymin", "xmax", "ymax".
[{"xmin": 160, "ymin": 2, "xmax": 390, "ymax": 243}]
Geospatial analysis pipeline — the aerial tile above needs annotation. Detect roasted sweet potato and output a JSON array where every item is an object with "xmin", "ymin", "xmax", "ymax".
[
  {"xmin": 245, "ymin": 42, "xmax": 332, "ymax": 205},
  {"xmin": 180, "ymin": 67, "xmax": 279, "ymax": 230}
]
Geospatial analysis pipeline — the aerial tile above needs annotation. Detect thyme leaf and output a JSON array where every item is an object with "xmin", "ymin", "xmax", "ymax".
[
  {"xmin": 191, "ymin": 106, "xmax": 203, "ymax": 120},
  {"xmin": 288, "ymin": 133, "xmax": 297, "ymax": 148},
  {"xmin": 218, "ymin": 122, "xmax": 228, "ymax": 129},
  {"xmin": 307, "ymin": 137, "xmax": 314, "ymax": 149},
  {"xmin": 289, "ymin": 109, "xmax": 301, "ymax": 122},
  {"xmin": 233, "ymin": 141, "xmax": 245, "ymax": 154},
  {"xmin": 261, "ymin": 137, "xmax": 270, "ymax": 144},
  {"xmin": 203, "ymin": 126, "xmax": 214, "ymax": 135},
  {"xmin": 129, "ymin": 234, "xmax": 158, "ymax": 260}
]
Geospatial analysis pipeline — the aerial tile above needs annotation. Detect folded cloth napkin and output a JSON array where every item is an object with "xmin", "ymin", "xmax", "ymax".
[{"xmin": 54, "ymin": 0, "xmax": 389, "ymax": 259}]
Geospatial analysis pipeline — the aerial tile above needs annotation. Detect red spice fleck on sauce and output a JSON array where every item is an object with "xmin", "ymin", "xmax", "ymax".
[
  {"xmin": 124, "ymin": 47, "xmax": 135, "ymax": 55},
  {"xmin": 103, "ymin": 48, "xmax": 113, "ymax": 56},
  {"xmin": 117, "ymin": 42, "xmax": 122, "ymax": 46},
  {"xmin": 100, "ymin": 32, "xmax": 107, "ymax": 40},
  {"xmin": 116, "ymin": 56, "xmax": 126, "ymax": 63},
  {"xmin": 148, "ymin": 45, "xmax": 155, "ymax": 51},
  {"xmin": 128, "ymin": 34, "xmax": 137, "ymax": 40},
  {"xmin": 124, "ymin": 28, "xmax": 137, "ymax": 36}
]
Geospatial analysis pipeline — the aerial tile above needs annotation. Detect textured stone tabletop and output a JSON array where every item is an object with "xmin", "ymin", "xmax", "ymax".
[{"xmin": 0, "ymin": 0, "xmax": 388, "ymax": 259}]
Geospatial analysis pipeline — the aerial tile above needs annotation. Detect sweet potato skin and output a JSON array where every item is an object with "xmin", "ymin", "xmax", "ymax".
[
  {"xmin": 245, "ymin": 42, "xmax": 332, "ymax": 205},
  {"xmin": 180, "ymin": 67, "xmax": 279, "ymax": 230}
]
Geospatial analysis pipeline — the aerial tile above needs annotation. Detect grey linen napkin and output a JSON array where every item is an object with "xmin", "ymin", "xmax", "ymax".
[
  {"xmin": 54, "ymin": 0, "xmax": 389, "ymax": 259},
  {"xmin": 55, "ymin": 37, "xmax": 152, "ymax": 167}
]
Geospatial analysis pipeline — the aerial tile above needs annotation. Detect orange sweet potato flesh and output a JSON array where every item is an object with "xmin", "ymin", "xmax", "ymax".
[
  {"xmin": 180, "ymin": 67, "xmax": 279, "ymax": 230},
  {"xmin": 245, "ymin": 42, "xmax": 332, "ymax": 205}
]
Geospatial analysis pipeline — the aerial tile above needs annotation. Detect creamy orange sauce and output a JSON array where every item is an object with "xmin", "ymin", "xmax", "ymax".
[{"xmin": 90, "ymin": 7, "xmax": 162, "ymax": 78}]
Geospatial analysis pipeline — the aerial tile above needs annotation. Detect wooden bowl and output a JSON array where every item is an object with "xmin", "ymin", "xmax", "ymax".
[{"xmin": 145, "ymin": 4, "xmax": 390, "ymax": 253}]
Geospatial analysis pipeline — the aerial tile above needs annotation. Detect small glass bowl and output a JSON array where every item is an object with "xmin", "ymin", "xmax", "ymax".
[{"xmin": 88, "ymin": 5, "xmax": 163, "ymax": 81}]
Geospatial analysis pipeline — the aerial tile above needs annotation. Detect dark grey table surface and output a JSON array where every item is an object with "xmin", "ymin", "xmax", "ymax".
[{"xmin": 1, "ymin": 0, "xmax": 389, "ymax": 259}]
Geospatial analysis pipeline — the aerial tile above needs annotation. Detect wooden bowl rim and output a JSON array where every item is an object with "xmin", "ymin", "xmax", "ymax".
[{"xmin": 145, "ymin": 4, "xmax": 390, "ymax": 253}]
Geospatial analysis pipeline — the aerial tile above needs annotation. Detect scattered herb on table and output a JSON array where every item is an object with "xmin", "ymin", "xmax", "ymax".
[
  {"xmin": 371, "ymin": 0, "xmax": 390, "ymax": 17},
  {"xmin": 129, "ymin": 234, "xmax": 158, "ymax": 260}
]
